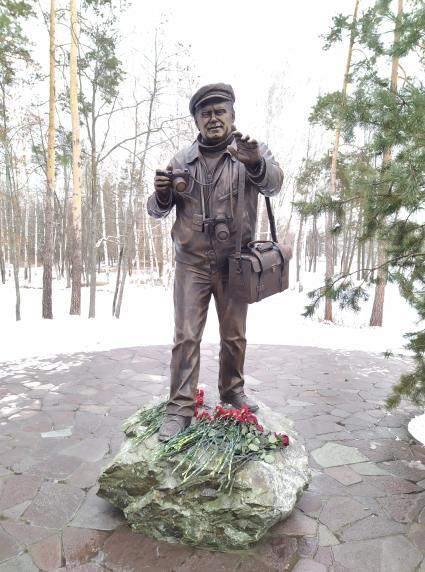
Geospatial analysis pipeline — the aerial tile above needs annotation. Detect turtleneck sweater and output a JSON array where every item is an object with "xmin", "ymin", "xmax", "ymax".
[{"xmin": 198, "ymin": 132, "xmax": 234, "ymax": 174}]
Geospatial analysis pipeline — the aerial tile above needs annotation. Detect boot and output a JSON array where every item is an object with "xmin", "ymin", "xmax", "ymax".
[
  {"xmin": 220, "ymin": 392, "xmax": 259, "ymax": 412},
  {"xmin": 158, "ymin": 414, "xmax": 191, "ymax": 442}
]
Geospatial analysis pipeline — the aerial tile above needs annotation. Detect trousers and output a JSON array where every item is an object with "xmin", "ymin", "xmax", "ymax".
[{"xmin": 167, "ymin": 262, "xmax": 248, "ymax": 417}]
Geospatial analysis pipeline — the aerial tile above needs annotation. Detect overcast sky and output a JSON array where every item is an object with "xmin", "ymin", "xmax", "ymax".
[
  {"xmin": 121, "ymin": 0, "xmax": 362, "ymax": 136},
  {"xmin": 28, "ymin": 0, "xmax": 374, "ymax": 185}
]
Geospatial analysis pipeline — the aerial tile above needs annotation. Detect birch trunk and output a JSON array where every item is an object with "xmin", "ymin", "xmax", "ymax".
[
  {"xmin": 69, "ymin": 0, "xmax": 83, "ymax": 315},
  {"xmin": 42, "ymin": 0, "xmax": 56, "ymax": 319}
]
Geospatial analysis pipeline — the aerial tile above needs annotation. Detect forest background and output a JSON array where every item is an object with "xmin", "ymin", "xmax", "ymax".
[{"xmin": 1, "ymin": 0, "xmax": 424, "ymax": 408}]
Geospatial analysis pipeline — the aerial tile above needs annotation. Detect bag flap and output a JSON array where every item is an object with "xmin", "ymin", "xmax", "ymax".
[
  {"xmin": 241, "ymin": 254, "xmax": 261, "ymax": 273},
  {"xmin": 247, "ymin": 244, "xmax": 284, "ymax": 272}
]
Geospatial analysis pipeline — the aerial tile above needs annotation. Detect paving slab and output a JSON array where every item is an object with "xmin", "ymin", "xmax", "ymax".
[
  {"xmin": 324, "ymin": 466, "xmax": 363, "ymax": 486},
  {"xmin": 319, "ymin": 496, "xmax": 372, "ymax": 532},
  {"xmin": 311, "ymin": 443, "xmax": 369, "ymax": 468},
  {"xmin": 339, "ymin": 514, "xmax": 407, "ymax": 541},
  {"xmin": 332, "ymin": 535, "xmax": 423, "ymax": 572},
  {"xmin": 28, "ymin": 534, "xmax": 62, "ymax": 571},
  {"xmin": 0, "ymin": 525, "xmax": 21, "ymax": 563},
  {"xmin": 23, "ymin": 482, "xmax": 84, "ymax": 529},
  {"xmin": 0, "ymin": 344, "xmax": 423, "ymax": 572},
  {"xmin": 0, "ymin": 553, "xmax": 39, "ymax": 572},
  {"xmin": 350, "ymin": 462, "xmax": 390, "ymax": 476}
]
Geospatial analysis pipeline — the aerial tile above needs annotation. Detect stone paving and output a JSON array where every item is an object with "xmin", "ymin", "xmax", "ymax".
[{"xmin": 0, "ymin": 344, "xmax": 424, "ymax": 572}]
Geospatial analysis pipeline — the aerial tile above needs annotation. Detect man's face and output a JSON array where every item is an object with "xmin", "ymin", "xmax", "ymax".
[{"xmin": 195, "ymin": 100, "xmax": 234, "ymax": 143}]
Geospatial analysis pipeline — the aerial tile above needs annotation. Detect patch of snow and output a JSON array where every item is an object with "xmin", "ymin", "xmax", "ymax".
[{"xmin": 408, "ymin": 412, "xmax": 425, "ymax": 447}]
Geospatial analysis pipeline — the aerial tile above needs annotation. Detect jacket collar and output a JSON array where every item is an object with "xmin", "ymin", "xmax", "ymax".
[{"xmin": 186, "ymin": 137, "xmax": 237, "ymax": 164}]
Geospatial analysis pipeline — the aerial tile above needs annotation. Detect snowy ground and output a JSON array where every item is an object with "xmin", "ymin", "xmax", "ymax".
[
  {"xmin": 1, "ymin": 265, "xmax": 421, "ymax": 363},
  {"xmin": 1, "ymin": 265, "xmax": 424, "ymax": 445}
]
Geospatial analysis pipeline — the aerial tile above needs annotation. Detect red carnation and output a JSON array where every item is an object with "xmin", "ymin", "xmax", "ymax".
[{"xmin": 196, "ymin": 388, "xmax": 204, "ymax": 406}]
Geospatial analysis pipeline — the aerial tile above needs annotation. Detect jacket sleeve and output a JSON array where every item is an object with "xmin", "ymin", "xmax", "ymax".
[
  {"xmin": 146, "ymin": 189, "xmax": 176, "ymax": 219},
  {"xmin": 146, "ymin": 160, "xmax": 176, "ymax": 219},
  {"xmin": 246, "ymin": 142, "xmax": 283, "ymax": 197}
]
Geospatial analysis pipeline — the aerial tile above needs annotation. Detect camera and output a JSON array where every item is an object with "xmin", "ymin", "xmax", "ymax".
[
  {"xmin": 196, "ymin": 215, "xmax": 232, "ymax": 242},
  {"xmin": 213, "ymin": 215, "xmax": 232, "ymax": 242},
  {"xmin": 166, "ymin": 168, "xmax": 190, "ymax": 192}
]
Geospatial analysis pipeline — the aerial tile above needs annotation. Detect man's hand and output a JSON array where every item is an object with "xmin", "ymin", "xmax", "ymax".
[
  {"xmin": 227, "ymin": 131, "xmax": 262, "ymax": 167},
  {"xmin": 154, "ymin": 169, "xmax": 172, "ymax": 196}
]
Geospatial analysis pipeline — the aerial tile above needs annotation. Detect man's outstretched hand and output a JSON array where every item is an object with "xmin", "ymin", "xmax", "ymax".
[{"xmin": 227, "ymin": 131, "xmax": 262, "ymax": 168}]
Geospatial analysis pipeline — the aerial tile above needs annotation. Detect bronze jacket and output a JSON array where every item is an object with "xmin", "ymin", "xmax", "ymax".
[{"xmin": 147, "ymin": 137, "xmax": 283, "ymax": 268}]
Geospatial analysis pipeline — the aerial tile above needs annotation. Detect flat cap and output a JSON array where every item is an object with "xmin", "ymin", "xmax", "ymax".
[{"xmin": 189, "ymin": 83, "xmax": 235, "ymax": 116}]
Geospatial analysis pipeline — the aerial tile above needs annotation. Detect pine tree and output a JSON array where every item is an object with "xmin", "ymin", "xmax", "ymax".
[{"xmin": 297, "ymin": 0, "xmax": 425, "ymax": 407}]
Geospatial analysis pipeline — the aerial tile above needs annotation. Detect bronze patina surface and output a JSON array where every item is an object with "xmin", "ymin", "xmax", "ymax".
[{"xmin": 148, "ymin": 83, "xmax": 284, "ymax": 432}]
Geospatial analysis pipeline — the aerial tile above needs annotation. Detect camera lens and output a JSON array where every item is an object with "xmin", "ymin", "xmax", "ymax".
[
  {"xmin": 173, "ymin": 176, "xmax": 187, "ymax": 192},
  {"xmin": 215, "ymin": 222, "xmax": 230, "ymax": 241}
]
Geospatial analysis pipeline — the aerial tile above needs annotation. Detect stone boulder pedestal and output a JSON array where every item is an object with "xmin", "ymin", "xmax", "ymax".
[{"xmin": 97, "ymin": 399, "xmax": 311, "ymax": 550}]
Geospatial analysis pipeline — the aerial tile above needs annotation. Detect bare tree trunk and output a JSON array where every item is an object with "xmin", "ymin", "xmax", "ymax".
[
  {"xmin": 24, "ymin": 192, "xmax": 30, "ymax": 281},
  {"xmin": 356, "ymin": 209, "xmax": 362, "ymax": 280},
  {"xmin": 296, "ymin": 216, "xmax": 304, "ymax": 283},
  {"xmin": 6, "ymin": 195, "xmax": 21, "ymax": 320},
  {"xmin": 325, "ymin": 0, "xmax": 360, "ymax": 321},
  {"xmin": 34, "ymin": 199, "xmax": 38, "ymax": 274},
  {"xmin": 133, "ymin": 197, "xmax": 140, "ymax": 276},
  {"xmin": 115, "ymin": 185, "xmax": 121, "ymax": 266},
  {"xmin": 369, "ymin": 0, "xmax": 402, "ymax": 327},
  {"xmin": 114, "ymin": 34, "xmax": 160, "ymax": 312},
  {"xmin": 99, "ymin": 181, "xmax": 109, "ymax": 282},
  {"xmin": 69, "ymin": 0, "xmax": 82, "ymax": 315},
  {"xmin": 42, "ymin": 0, "xmax": 56, "ymax": 319},
  {"xmin": 2, "ymin": 110, "xmax": 21, "ymax": 320},
  {"xmin": 0, "ymin": 201, "xmax": 5, "ymax": 283},
  {"xmin": 61, "ymin": 164, "xmax": 70, "ymax": 278},
  {"xmin": 312, "ymin": 217, "xmax": 319, "ymax": 272},
  {"xmin": 115, "ymin": 244, "xmax": 128, "ymax": 318},
  {"xmin": 345, "ymin": 224, "xmax": 358, "ymax": 274},
  {"xmin": 112, "ymin": 245, "xmax": 123, "ymax": 316},
  {"xmin": 88, "ymin": 133, "xmax": 98, "ymax": 317}
]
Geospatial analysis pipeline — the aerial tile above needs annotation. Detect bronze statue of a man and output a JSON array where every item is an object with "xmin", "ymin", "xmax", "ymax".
[{"xmin": 147, "ymin": 83, "xmax": 283, "ymax": 440}]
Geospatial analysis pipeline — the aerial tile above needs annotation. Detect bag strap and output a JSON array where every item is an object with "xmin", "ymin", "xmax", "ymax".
[
  {"xmin": 234, "ymin": 162, "xmax": 246, "ymax": 259},
  {"xmin": 265, "ymin": 196, "xmax": 278, "ymax": 243},
  {"xmin": 235, "ymin": 160, "xmax": 278, "ymax": 254}
]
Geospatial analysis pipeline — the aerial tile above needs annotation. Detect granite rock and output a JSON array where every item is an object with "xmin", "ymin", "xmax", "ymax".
[{"xmin": 97, "ymin": 399, "xmax": 310, "ymax": 550}]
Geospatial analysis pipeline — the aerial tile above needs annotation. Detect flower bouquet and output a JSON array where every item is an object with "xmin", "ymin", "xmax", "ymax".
[{"xmin": 123, "ymin": 388, "xmax": 289, "ymax": 492}]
